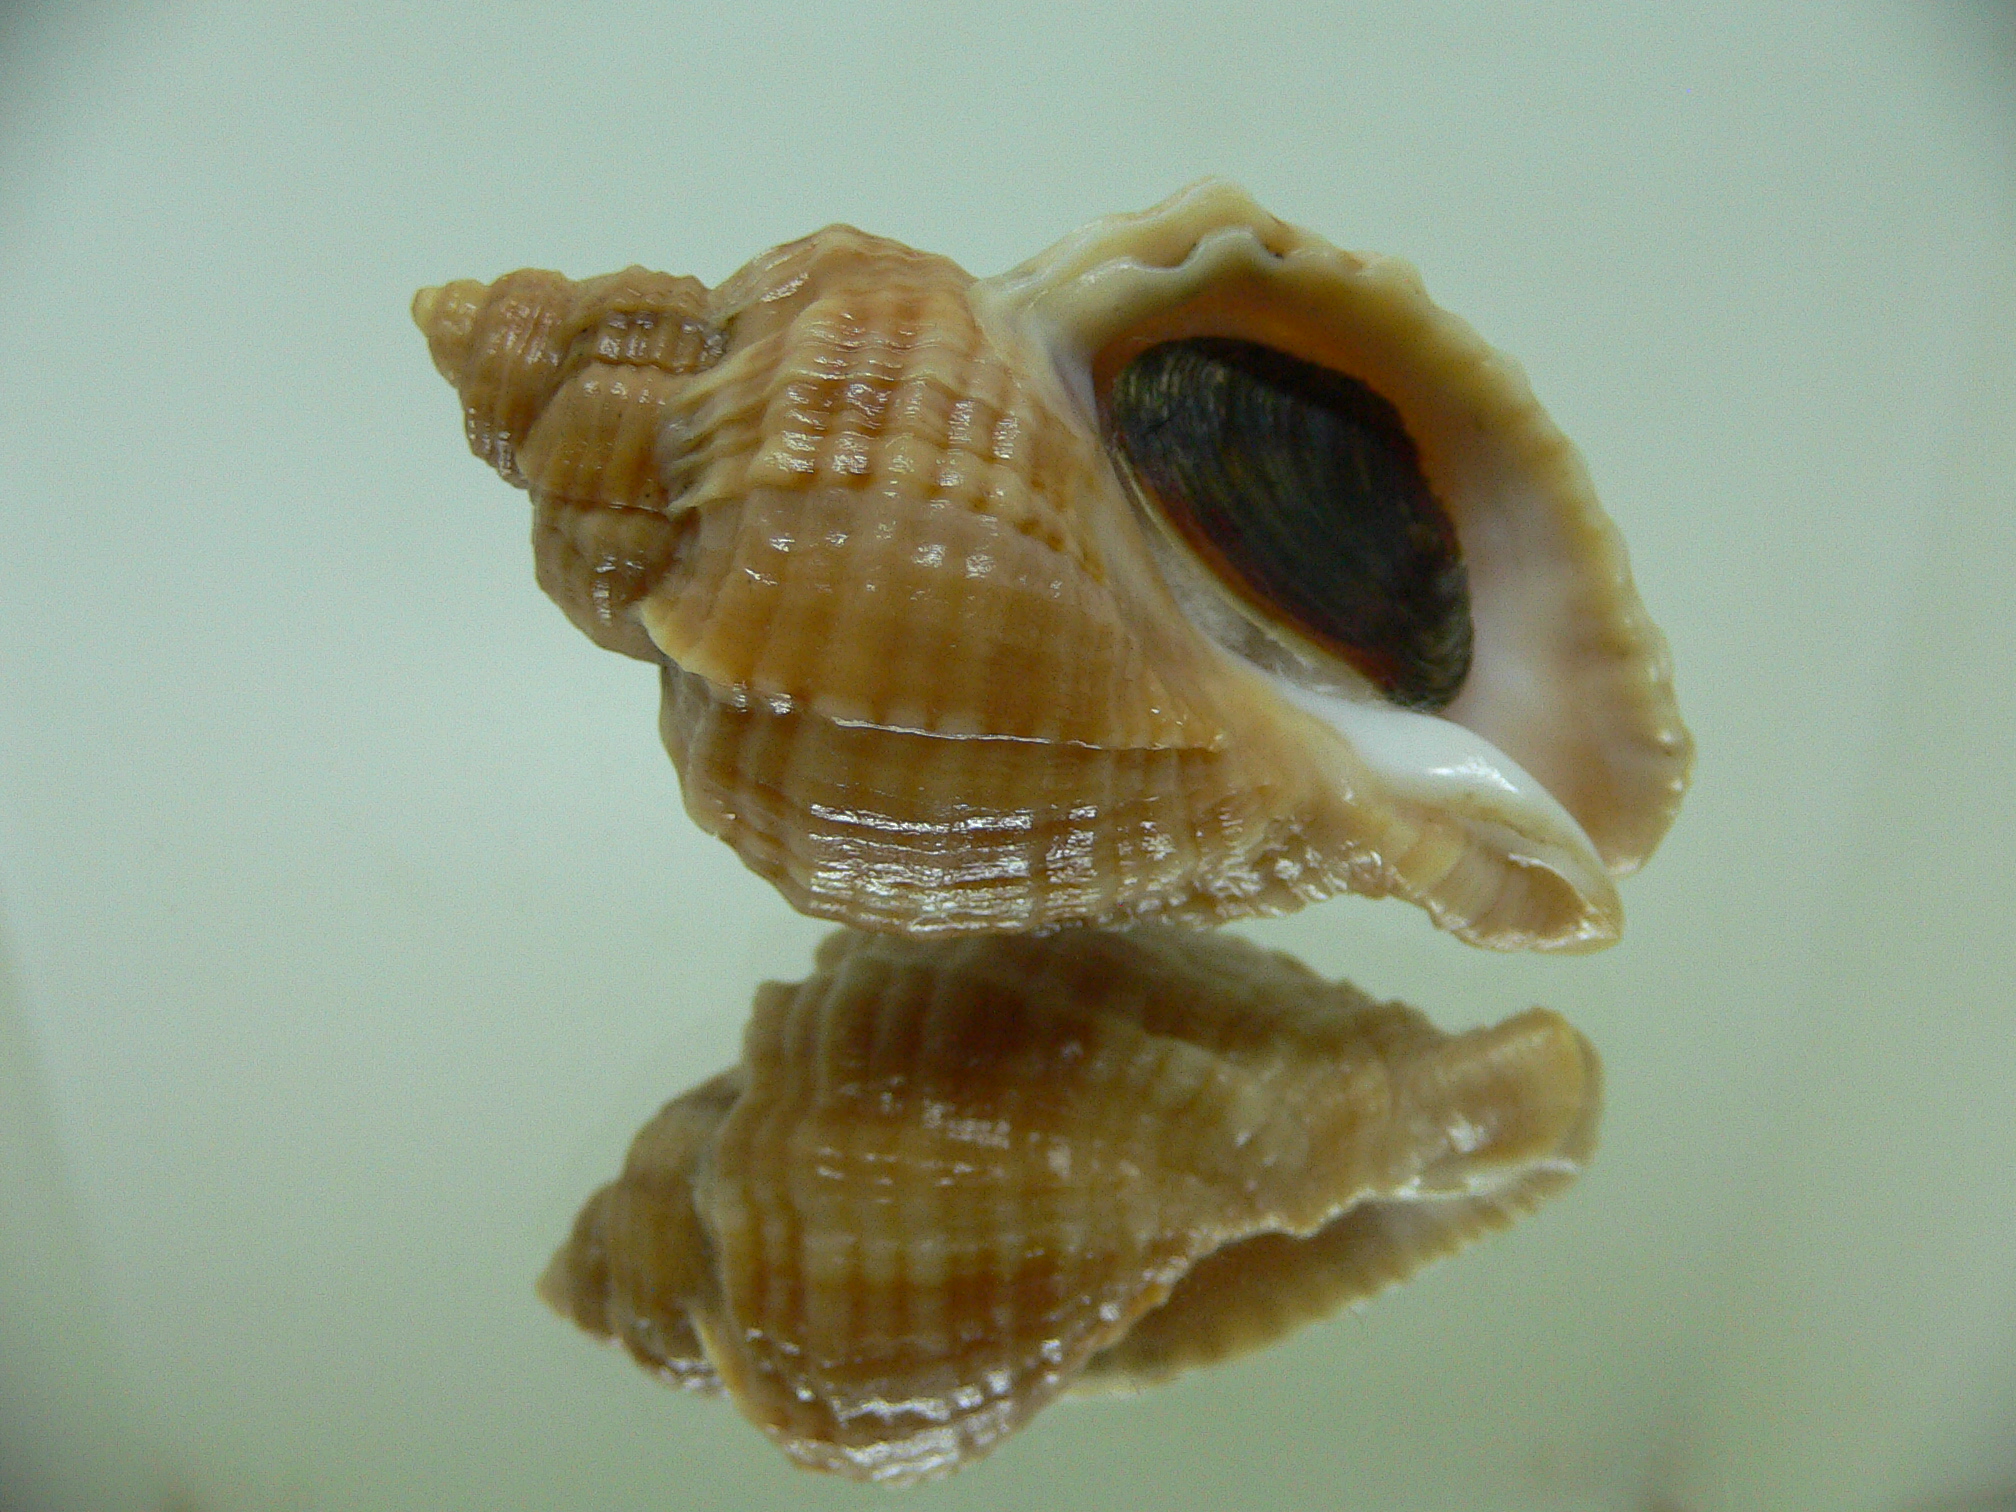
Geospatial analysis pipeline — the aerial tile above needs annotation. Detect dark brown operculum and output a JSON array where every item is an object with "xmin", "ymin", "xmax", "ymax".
[{"xmin": 1106, "ymin": 337, "xmax": 1472, "ymax": 711}]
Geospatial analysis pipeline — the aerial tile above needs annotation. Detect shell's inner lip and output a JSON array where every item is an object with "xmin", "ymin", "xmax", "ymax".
[{"xmin": 1104, "ymin": 337, "xmax": 1473, "ymax": 713}]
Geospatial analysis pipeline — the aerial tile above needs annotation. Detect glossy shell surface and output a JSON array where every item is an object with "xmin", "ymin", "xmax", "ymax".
[
  {"xmin": 415, "ymin": 182, "xmax": 1690, "ymax": 948},
  {"xmin": 540, "ymin": 926, "xmax": 1601, "ymax": 1484}
]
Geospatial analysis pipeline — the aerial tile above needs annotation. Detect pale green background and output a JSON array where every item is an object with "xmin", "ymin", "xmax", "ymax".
[{"xmin": 3, "ymin": 4, "xmax": 2013, "ymax": 1510}]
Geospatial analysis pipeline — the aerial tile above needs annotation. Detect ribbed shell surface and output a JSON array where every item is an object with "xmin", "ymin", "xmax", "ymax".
[
  {"xmin": 540, "ymin": 928, "xmax": 1600, "ymax": 1484},
  {"xmin": 415, "ymin": 184, "xmax": 1691, "ymax": 947}
]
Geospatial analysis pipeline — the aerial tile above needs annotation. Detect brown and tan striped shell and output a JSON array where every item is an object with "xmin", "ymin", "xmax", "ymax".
[
  {"xmin": 414, "ymin": 182, "xmax": 1689, "ymax": 948},
  {"xmin": 539, "ymin": 926, "xmax": 1600, "ymax": 1484}
]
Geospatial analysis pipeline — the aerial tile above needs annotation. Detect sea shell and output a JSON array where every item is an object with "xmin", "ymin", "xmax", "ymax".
[
  {"xmin": 539, "ymin": 926, "xmax": 1601, "ymax": 1484},
  {"xmin": 415, "ymin": 181, "xmax": 1689, "ymax": 949}
]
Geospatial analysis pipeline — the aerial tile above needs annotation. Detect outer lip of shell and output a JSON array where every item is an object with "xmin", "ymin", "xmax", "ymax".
[{"xmin": 973, "ymin": 179, "xmax": 1692, "ymax": 887}]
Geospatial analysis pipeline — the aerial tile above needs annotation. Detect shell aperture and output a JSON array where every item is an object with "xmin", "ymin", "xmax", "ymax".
[
  {"xmin": 415, "ymin": 181, "xmax": 1691, "ymax": 947},
  {"xmin": 541, "ymin": 927, "xmax": 1601, "ymax": 1485},
  {"xmin": 1106, "ymin": 336, "xmax": 1472, "ymax": 711}
]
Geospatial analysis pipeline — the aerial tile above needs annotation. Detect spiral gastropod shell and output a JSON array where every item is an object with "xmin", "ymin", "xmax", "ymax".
[{"xmin": 416, "ymin": 182, "xmax": 1689, "ymax": 947}]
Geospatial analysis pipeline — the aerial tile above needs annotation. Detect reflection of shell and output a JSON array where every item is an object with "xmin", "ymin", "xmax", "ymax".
[
  {"xmin": 539, "ymin": 927, "xmax": 1601, "ymax": 1484},
  {"xmin": 415, "ymin": 181, "xmax": 1689, "ymax": 949}
]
